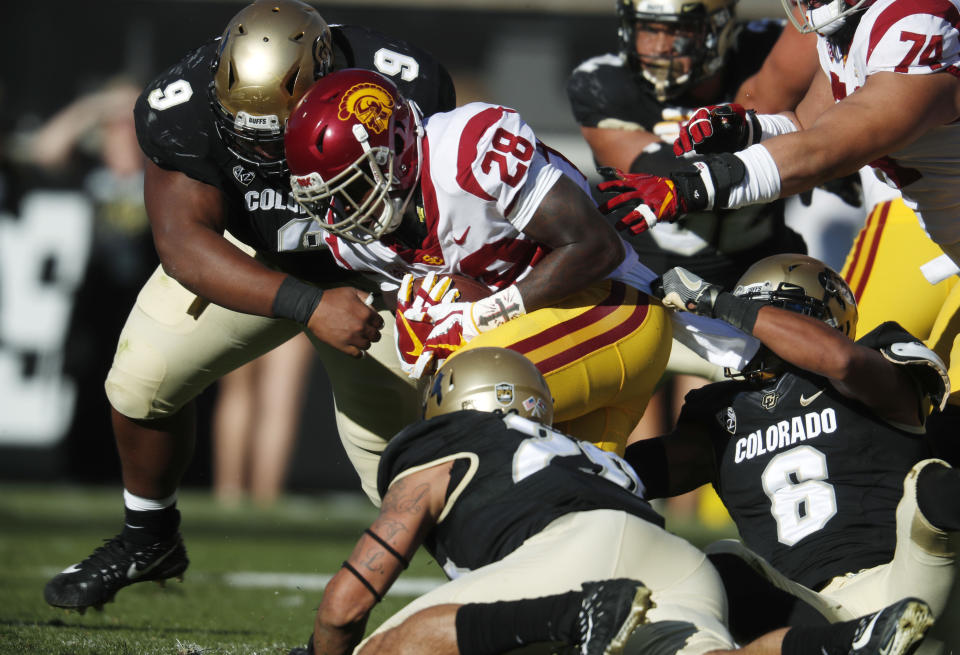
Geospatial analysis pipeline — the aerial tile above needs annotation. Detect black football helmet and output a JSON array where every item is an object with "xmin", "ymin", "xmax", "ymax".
[{"xmin": 617, "ymin": 0, "xmax": 739, "ymax": 102}]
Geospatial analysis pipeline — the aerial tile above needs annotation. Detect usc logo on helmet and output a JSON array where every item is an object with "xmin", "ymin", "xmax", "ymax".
[{"xmin": 338, "ymin": 82, "xmax": 394, "ymax": 134}]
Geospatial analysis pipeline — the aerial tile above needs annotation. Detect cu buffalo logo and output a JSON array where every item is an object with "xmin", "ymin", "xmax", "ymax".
[{"xmin": 338, "ymin": 82, "xmax": 394, "ymax": 134}]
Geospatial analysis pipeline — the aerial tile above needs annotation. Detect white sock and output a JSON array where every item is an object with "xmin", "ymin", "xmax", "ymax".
[{"xmin": 124, "ymin": 489, "xmax": 177, "ymax": 512}]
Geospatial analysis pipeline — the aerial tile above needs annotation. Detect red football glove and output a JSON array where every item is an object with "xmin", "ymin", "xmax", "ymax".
[
  {"xmin": 598, "ymin": 170, "xmax": 695, "ymax": 235},
  {"xmin": 409, "ymin": 302, "xmax": 477, "ymax": 379},
  {"xmin": 393, "ymin": 273, "xmax": 459, "ymax": 377},
  {"xmin": 673, "ymin": 104, "xmax": 759, "ymax": 157}
]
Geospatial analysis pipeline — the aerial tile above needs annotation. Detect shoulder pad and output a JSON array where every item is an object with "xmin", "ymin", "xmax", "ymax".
[{"xmin": 860, "ymin": 322, "xmax": 949, "ymax": 411}]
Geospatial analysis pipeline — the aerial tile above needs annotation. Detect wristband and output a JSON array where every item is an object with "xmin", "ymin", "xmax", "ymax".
[
  {"xmin": 364, "ymin": 529, "xmax": 409, "ymax": 569},
  {"xmin": 712, "ymin": 292, "xmax": 764, "ymax": 334},
  {"xmin": 272, "ymin": 276, "xmax": 324, "ymax": 325},
  {"xmin": 471, "ymin": 285, "xmax": 526, "ymax": 333},
  {"xmin": 756, "ymin": 113, "xmax": 798, "ymax": 140},
  {"xmin": 341, "ymin": 560, "xmax": 383, "ymax": 603},
  {"xmin": 726, "ymin": 144, "xmax": 782, "ymax": 209}
]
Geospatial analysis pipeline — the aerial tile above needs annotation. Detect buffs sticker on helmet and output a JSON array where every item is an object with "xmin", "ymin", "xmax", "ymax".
[{"xmin": 210, "ymin": 0, "xmax": 333, "ymax": 175}]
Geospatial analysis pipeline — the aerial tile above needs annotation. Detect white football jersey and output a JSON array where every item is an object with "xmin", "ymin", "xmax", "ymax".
[
  {"xmin": 321, "ymin": 101, "xmax": 760, "ymax": 371},
  {"xmin": 322, "ymin": 102, "xmax": 599, "ymax": 290},
  {"xmin": 817, "ymin": 0, "xmax": 960, "ymax": 246}
]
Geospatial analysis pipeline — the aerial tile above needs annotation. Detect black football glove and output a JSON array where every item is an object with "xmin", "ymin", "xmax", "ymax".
[{"xmin": 673, "ymin": 103, "xmax": 761, "ymax": 156}]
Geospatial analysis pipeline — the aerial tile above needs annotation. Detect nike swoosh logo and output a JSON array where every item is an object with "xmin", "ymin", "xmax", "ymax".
[
  {"xmin": 452, "ymin": 227, "xmax": 471, "ymax": 245},
  {"xmin": 799, "ymin": 390, "xmax": 824, "ymax": 407},
  {"xmin": 127, "ymin": 545, "xmax": 176, "ymax": 580},
  {"xmin": 851, "ymin": 610, "xmax": 882, "ymax": 651}
]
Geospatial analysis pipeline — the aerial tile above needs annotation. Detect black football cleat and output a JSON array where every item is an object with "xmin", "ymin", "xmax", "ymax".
[
  {"xmin": 848, "ymin": 597, "xmax": 934, "ymax": 655},
  {"xmin": 44, "ymin": 533, "xmax": 188, "ymax": 610},
  {"xmin": 576, "ymin": 578, "xmax": 653, "ymax": 655}
]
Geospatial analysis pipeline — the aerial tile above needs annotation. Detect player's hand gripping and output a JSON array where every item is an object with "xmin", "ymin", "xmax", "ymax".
[
  {"xmin": 307, "ymin": 287, "xmax": 383, "ymax": 358},
  {"xmin": 597, "ymin": 169, "xmax": 696, "ymax": 235},
  {"xmin": 652, "ymin": 267, "xmax": 722, "ymax": 316},
  {"xmin": 673, "ymin": 103, "xmax": 759, "ymax": 157},
  {"xmin": 408, "ymin": 285, "xmax": 526, "ymax": 379},
  {"xmin": 393, "ymin": 273, "xmax": 459, "ymax": 376}
]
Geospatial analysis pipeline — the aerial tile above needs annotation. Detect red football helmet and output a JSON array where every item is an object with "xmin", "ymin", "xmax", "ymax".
[{"xmin": 285, "ymin": 68, "xmax": 422, "ymax": 243}]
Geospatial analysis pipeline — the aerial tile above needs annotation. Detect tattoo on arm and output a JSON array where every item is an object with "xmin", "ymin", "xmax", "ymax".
[{"xmin": 380, "ymin": 476, "xmax": 431, "ymax": 515}]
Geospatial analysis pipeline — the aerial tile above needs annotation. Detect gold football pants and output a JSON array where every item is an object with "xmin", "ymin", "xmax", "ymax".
[
  {"xmin": 842, "ymin": 199, "xmax": 960, "ymax": 405},
  {"xmin": 456, "ymin": 280, "xmax": 672, "ymax": 454}
]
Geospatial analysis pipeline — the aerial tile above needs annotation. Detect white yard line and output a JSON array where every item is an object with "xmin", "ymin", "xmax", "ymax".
[{"xmin": 224, "ymin": 571, "xmax": 445, "ymax": 597}]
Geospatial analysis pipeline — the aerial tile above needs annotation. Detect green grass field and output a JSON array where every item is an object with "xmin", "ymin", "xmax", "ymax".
[{"xmin": 0, "ymin": 483, "xmax": 736, "ymax": 655}]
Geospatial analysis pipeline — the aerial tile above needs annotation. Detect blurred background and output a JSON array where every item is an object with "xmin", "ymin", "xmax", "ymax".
[{"xmin": 0, "ymin": 0, "xmax": 857, "ymax": 498}]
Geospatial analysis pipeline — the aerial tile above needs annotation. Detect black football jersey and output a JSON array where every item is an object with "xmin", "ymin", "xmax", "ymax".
[
  {"xmin": 678, "ymin": 324, "xmax": 936, "ymax": 589},
  {"xmin": 566, "ymin": 21, "xmax": 797, "ymax": 289},
  {"xmin": 377, "ymin": 410, "xmax": 663, "ymax": 578},
  {"xmin": 133, "ymin": 25, "xmax": 455, "ymax": 282}
]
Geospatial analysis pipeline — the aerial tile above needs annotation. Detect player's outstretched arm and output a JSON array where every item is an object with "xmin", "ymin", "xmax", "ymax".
[
  {"xmin": 516, "ymin": 175, "xmax": 625, "ymax": 311},
  {"xmin": 750, "ymin": 307, "xmax": 926, "ymax": 427},
  {"xmin": 144, "ymin": 160, "xmax": 382, "ymax": 356},
  {"xmin": 145, "ymin": 159, "xmax": 289, "ymax": 314},
  {"xmin": 768, "ymin": 70, "xmax": 960, "ymax": 197},
  {"xmin": 580, "ymin": 124, "xmax": 661, "ymax": 172},
  {"xmin": 313, "ymin": 462, "xmax": 450, "ymax": 655}
]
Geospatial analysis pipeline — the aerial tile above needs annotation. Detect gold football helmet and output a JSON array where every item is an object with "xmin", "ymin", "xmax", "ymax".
[
  {"xmin": 726, "ymin": 254, "xmax": 857, "ymax": 382},
  {"xmin": 618, "ymin": 0, "xmax": 739, "ymax": 101},
  {"xmin": 733, "ymin": 253, "xmax": 858, "ymax": 336},
  {"xmin": 210, "ymin": 0, "xmax": 333, "ymax": 175},
  {"xmin": 423, "ymin": 348, "xmax": 554, "ymax": 424}
]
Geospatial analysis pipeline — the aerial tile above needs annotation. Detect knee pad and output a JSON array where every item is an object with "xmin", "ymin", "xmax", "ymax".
[{"xmin": 104, "ymin": 338, "xmax": 171, "ymax": 420}]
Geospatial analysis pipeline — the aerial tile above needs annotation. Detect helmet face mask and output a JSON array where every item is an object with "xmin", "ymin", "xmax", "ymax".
[
  {"xmin": 422, "ymin": 348, "xmax": 554, "ymax": 424},
  {"xmin": 618, "ymin": 0, "xmax": 737, "ymax": 101},
  {"xmin": 781, "ymin": 0, "xmax": 871, "ymax": 36},
  {"xmin": 285, "ymin": 69, "xmax": 422, "ymax": 244},
  {"xmin": 725, "ymin": 254, "xmax": 858, "ymax": 382},
  {"xmin": 210, "ymin": 0, "xmax": 333, "ymax": 175}
]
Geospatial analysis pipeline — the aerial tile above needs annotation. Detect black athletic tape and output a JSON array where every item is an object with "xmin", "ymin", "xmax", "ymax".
[
  {"xmin": 670, "ymin": 161, "xmax": 712, "ymax": 212},
  {"xmin": 341, "ymin": 560, "xmax": 383, "ymax": 603},
  {"xmin": 702, "ymin": 153, "xmax": 746, "ymax": 208},
  {"xmin": 364, "ymin": 529, "xmax": 409, "ymax": 569},
  {"xmin": 271, "ymin": 276, "xmax": 324, "ymax": 326},
  {"xmin": 713, "ymin": 292, "xmax": 763, "ymax": 334}
]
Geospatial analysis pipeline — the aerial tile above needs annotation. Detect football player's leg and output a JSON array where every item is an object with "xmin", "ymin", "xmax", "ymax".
[
  {"xmin": 841, "ymin": 199, "xmax": 955, "ymax": 341},
  {"xmin": 359, "ymin": 510, "xmax": 732, "ymax": 655},
  {"xmin": 817, "ymin": 460, "xmax": 956, "ymax": 623},
  {"xmin": 105, "ymin": 263, "xmax": 301, "ymax": 496},
  {"xmin": 309, "ymin": 292, "xmax": 420, "ymax": 506},
  {"xmin": 47, "ymin": 260, "xmax": 300, "ymax": 610},
  {"xmin": 460, "ymin": 280, "xmax": 672, "ymax": 455}
]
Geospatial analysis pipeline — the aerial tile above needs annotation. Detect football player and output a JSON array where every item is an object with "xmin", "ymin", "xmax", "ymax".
[
  {"xmin": 43, "ymin": 0, "xmax": 456, "ymax": 612},
  {"xmin": 730, "ymin": 5, "xmax": 960, "ymax": 458},
  {"xmin": 598, "ymin": 0, "xmax": 960, "ymax": 409},
  {"xmin": 284, "ymin": 68, "xmax": 779, "ymax": 457},
  {"xmin": 625, "ymin": 254, "xmax": 958, "ymax": 645},
  {"xmin": 294, "ymin": 347, "xmax": 935, "ymax": 655},
  {"xmin": 284, "ymin": 67, "xmax": 676, "ymax": 455}
]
